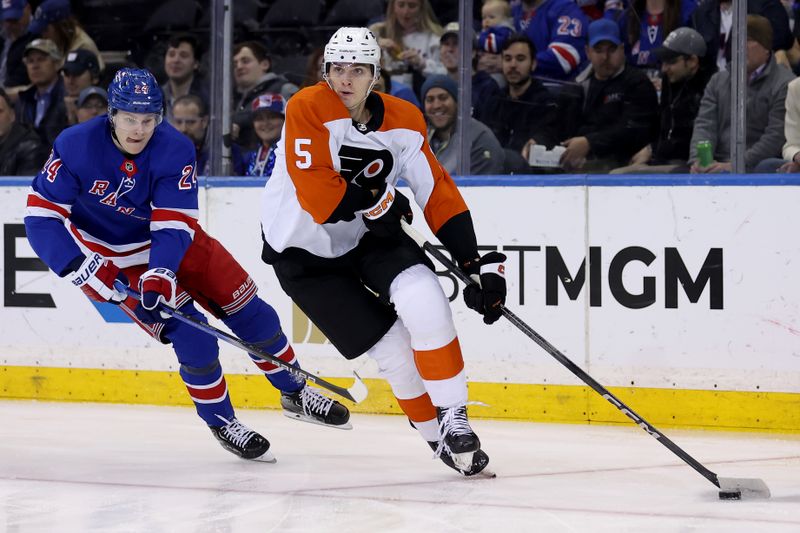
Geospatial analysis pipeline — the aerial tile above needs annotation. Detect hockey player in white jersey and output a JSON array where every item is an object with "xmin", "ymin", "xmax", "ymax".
[{"xmin": 260, "ymin": 28, "xmax": 506, "ymax": 476}]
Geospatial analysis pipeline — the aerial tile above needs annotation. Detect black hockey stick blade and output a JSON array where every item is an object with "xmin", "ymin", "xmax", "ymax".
[
  {"xmin": 115, "ymin": 282, "xmax": 368, "ymax": 404},
  {"xmin": 400, "ymin": 221, "xmax": 771, "ymax": 499},
  {"xmin": 717, "ymin": 477, "xmax": 771, "ymax": 500}
]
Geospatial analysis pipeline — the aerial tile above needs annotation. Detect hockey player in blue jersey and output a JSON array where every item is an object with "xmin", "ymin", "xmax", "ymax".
[
  {"xmin": 24, "ymin": 68, "xmax": 350, "ymax": 462},
  {"xmin": 512, "ymin": 0, "xmax": 590, "ymax": 80}
]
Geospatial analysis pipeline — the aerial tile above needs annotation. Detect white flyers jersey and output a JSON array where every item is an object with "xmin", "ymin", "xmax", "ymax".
[{"xmin": 261, "ymin": 82, "xmax": 468, "ymax": 258}]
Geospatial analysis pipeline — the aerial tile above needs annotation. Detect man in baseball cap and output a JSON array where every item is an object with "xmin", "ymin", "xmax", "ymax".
[
  {"xmin": 612, "ymin": 27, "xmax": 713, "ymax": 174},
  {"xmin": 27, "ymin": 0, "xmax": 69, "ymax": 36},
  {"xmin": 18, "ymin": 37, "xmax": 67, "ymax": 144},
  {"xmin": 75, "ymin": 86, "xmax": 107, "ymax": 124},
  {"xmin": 61, "ymin": 49, "xmax": 100, "ymax": 124}
]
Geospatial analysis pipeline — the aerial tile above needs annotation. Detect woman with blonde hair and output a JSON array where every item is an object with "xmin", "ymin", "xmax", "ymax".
[{"xmin": 369, "ymin": 0, "xmax": 446, "ymax": 88}]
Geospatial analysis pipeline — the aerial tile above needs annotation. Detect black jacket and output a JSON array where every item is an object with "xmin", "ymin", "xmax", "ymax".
[
  {"xmin": 692, "ymin": 0, "xmax": 793, "ymax": 72},
  {"xmin": 577, "ymin": 64, "xmax": 659, "ymax": 163},
  {"xmin": 16, "ymin": 79, "xmax": 69, "ymax": 147},
  {"xmin": 652, "ymin": 65, "xmax": 716, "ymax": 164},
  {"xmin": 0, "ymin": 121, "xmax": 49, "ymax": 176},
  {"xmin": 0, "ymin": 33, "xmax": 35, "ymax": 87},
  {"xmin": 481, "ymin": 77, "xmax": 560, "ymax": 152}
]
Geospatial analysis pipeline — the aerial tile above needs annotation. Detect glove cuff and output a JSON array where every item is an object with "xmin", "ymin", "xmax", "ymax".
[{"xmin": 361, "ymin": 183, "xmax": 396, "ymax": 221}]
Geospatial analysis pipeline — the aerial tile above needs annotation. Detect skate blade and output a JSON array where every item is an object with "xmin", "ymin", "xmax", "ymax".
[
  {"xmin": 473, "ymin": 468, "xmax": 496, "ymax": 479},
  {"xmin": 249, "ymin": 450, "xmax": 277, "ymax": 463},
  {"xmin": 451, "ymin": 451, "xmax": 475, "ymax": 471},
  {"xmin": 282, "ymin": 410, "xmax": 353, "ymax": 430}
]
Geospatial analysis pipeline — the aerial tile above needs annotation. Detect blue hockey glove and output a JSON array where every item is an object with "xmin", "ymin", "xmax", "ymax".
[{"xmin": 462, "ymin": 252, "xmax": 507, "ymax": 325}]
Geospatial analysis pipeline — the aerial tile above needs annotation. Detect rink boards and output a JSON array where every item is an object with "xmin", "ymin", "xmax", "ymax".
[{"xmin": 2, "ymin": 175, "xmax": 799, "ymax": 432}]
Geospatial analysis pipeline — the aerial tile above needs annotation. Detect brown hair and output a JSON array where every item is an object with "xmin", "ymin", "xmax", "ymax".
[{"xmin": 371, "ymin": 0, "xmax": 443, "ymax": 43}]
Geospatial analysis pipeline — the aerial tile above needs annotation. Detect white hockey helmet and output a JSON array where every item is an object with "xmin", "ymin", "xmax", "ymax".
[{"xmin": 323, "ymin": 27, "xmax": 381, "ymax": 81}]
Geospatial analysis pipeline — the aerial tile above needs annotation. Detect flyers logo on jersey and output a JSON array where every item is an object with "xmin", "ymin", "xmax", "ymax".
[{"xmin": 338, "ymin": 145, "xmax": 394, "ymax": 188}]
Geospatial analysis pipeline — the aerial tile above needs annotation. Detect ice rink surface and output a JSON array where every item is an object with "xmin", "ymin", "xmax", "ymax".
[{"xmin": 0, "ymin": 400, "xmax": 798, "ymax": 533}]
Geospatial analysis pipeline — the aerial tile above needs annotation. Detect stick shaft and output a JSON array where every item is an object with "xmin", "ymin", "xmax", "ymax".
[
  {"xmin": 404, "ymin": 222, "xmax": 721, "ymax": 488},
  {"xmin": 118, "ymin": 284, "xmax": 359, "ymax": 403}
]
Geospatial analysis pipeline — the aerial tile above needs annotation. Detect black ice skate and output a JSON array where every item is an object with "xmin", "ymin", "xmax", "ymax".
[
  {"xmin": 210, "ymin": 416, "xmax": 275, "ymax": 462},
  {"xmin": 281, "ymin": 385, "xmax": 352, "ymax": 429},
  {"xmin": 435, "ymin": 405, "xmax": 481, "ymax": 471},
  {"xmin": 428, "ymin": 441, "xmax": 494, "ymax": 477}
]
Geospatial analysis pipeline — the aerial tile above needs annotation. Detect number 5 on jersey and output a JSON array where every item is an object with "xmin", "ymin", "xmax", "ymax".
[{"xmin": 295, "ymin": 139, "xmax": 312, "ymax": 169}]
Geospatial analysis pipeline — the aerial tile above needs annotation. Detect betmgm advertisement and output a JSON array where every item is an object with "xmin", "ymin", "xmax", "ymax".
[{"xmin": 2, "ymin": 183, "xmax": 799, "ymax": 430}]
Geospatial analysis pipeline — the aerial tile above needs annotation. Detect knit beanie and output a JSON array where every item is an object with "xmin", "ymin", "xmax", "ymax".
[
  {"xmin": 420, "ymin": 74, "xmax": 458, "ymax": 102},
  {"xmin": 747, "ymin": 14, "xmax": 773, "ymax": 51}
]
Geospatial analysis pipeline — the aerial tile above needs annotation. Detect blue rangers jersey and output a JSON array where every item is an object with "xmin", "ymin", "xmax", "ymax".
[
  {"xmin": 512, "ymin": 0, "xmax": 590, "ymax": 80},
  {"xmin": 25, "ymin": 116, "xmax": 199, "ymax": 277}
]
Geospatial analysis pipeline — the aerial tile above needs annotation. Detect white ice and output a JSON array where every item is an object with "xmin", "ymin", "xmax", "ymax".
[{"xmin": 1, "ymin": 400, "xmax": 798, "ymax": 533}]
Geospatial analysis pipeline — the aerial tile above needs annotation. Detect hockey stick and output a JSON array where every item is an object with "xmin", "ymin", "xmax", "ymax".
[
  {"xmin": 114, "ymin": 281, "xmax": 368, "ymax": 404},
  {"xmin": 401, "ymin": 220, "xmax": 770, "ymax": 500}
]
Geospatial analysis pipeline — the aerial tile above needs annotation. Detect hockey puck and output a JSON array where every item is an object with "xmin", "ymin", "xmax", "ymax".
[{"xmin": 718, "ymin": 490, "xmax": 742, "ymax": 500}]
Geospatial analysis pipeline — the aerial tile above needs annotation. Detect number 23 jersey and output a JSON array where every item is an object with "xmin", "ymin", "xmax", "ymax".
[{"xmin": 261, "ymin": 82, "xmax": 469, "ymax": 259}]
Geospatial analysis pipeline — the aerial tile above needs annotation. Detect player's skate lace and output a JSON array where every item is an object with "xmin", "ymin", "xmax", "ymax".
[
  {"xmin": 300, "ymin": 386, "xmax": 334, "ymax": 418},
  {"xmin": 434, "ymin": 405, "xmax": 474, "ymax": 458},
  {"xmin": 215, "ymin": 416, "xmax": 257, "ymax": 448}
]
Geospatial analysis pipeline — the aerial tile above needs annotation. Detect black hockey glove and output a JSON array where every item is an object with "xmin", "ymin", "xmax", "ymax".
[
  {"xmin": 361, "ymin": 182, "xmax": 413, "ymax": 240},
  {"xmin": 462, "ymin": 252, "xmax": 507, "ymax": 325}
]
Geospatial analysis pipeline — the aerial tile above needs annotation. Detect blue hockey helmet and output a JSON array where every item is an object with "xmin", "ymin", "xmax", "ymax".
[{"xmin": 107, "ymin": 68, "xmax": 164, "ymax": 117}]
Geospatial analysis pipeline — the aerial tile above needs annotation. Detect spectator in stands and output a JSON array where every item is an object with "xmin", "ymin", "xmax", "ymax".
[
  {"xmin": 578, "ymin": 0, "xmax": 609, "ymax": 20},
  {"xmin": 692, "ymin": 0, "xmax": 792, "ymax": 73},
  {"xmin": 60, "ymin": 49, "xmax": 99, "ymax": 125},
  {"xmin": 369, "ymin": 0, "xmax": 445, "ymax": 94},
  {"xmin": 1, "ymin": 0, "xmax": 35, "ymax": 97},
  {"xmin": 756, "ymin": 77, "xmax": 800, "ymax": 172},
  {"xmin": 439, "ymin": 21, "xmax": 500, "ymax": 120},
  {"xmin": 300, "ymin": 46, "xmax": 325, "ymax": 88},
  {"xmin": 231, "ymin": 40, "xmax": 298, "ymax": 151},
  {"xmin": 422, "ymin": 74, "xmax": 505, "ymax": 175},
  {"xmin": 481, "ymin": 34, "xmax": 559, "ymax": 170},
  {"xmin": 171, "ymin": 94, "xmax": 209, "ymax": 175},
  {"xmin": 476, "ymin": 1, "xmax": 514, "ymax": 85},
  {"xmin": 511, "ymin": 0, "xmax": 589, "ymax": 80},
  {"xmin": 375, "ymin": 64, "xmax": 421, "ymax": 107},
  {"xmin": 689, "ymin": 15, "xmax": 794, "ymax": 173},
  {"xmin": 605, "ymin": 0, "xmax": 698, "ymax": 89},
  {"xmin": 17, "ymin": 38, "xmax": 67, "ymax": 146},
  {"xmin": 611, "ymin": 27, "xmax": 714, "ymax": 173},
  {"xmin": 74, "ymin": 86, "xmax": 106, "ymax": 124},
  {"xmin": 28, "ymin": 0, "xmax": 104, "ymax": 73},
  {"xmin": 0, "ymin": 87, "xmax": 47, "ymax": 175},
  {"xmin": 162, "ymin": 33, "xmax": 209, "ymax": 124},
  {"xmin": 240, "ymin": 93, "xmax": 285, "ymax": 179},
  {"xmin": 560, "ymin": 19, "xmax": 659, "ymax": 172}
]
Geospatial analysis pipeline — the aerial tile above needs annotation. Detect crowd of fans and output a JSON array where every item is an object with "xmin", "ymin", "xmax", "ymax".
[{"xmin": 3, "ymin": 0, "xmax": 800, "ymax": 178}]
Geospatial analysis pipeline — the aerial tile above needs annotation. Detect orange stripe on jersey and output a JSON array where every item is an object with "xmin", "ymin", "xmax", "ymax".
[
  {"xmin": 396, "ymin": 393, "xmax": 437, "ymax": 422},
  {"xmin": 377, "ymin": 92, "xmax": 469, "ymax": 234},
  {"xmin": 419, "ymin": 146, "xmax": 469, "ymax": 234},
  {"xmin": 284, "ymin": 83, "xmax": 353, "ymax": 224},
  {"xmin": 413, "ymin": 337, "xmax": 465, "ymax": 381}
]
